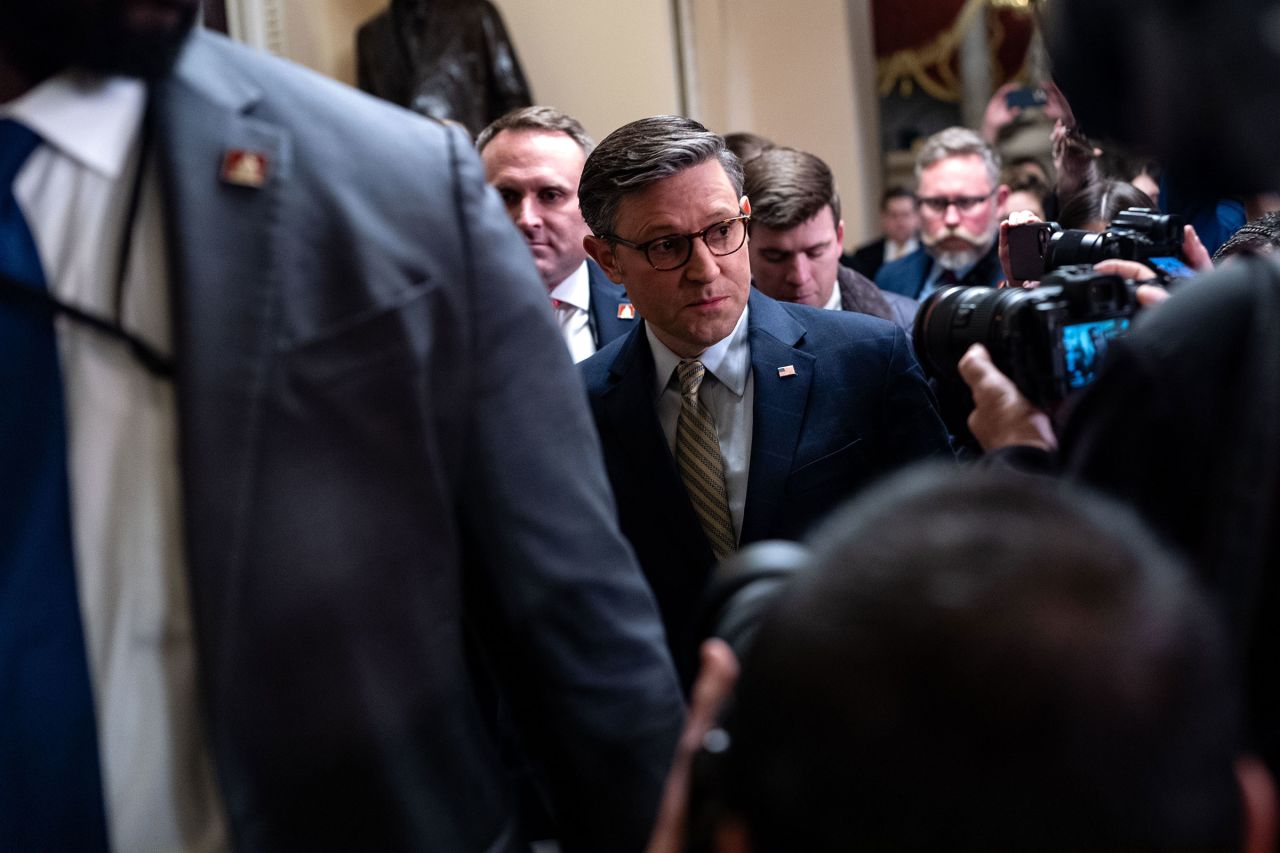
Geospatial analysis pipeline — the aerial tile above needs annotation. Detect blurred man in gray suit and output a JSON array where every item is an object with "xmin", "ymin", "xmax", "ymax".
[{"xmin": 0, "ymin": 3, "xmax": 683, "ymax": 850}]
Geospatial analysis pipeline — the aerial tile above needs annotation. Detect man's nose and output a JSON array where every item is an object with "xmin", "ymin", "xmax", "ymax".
[
  {"xmin": 943, "ymin": 203, "xmax": 962, "ymax": 227},
  {"xmin": 514, "ymin": 197, "xmax": 542, "ymax": 231},
  {"xmin": 785, "ymin": 255, "xmax": 810, "ymax": 285},
  {"xmin": 684, "ymin": 238, "xmax": 720, "ymax": 283}
]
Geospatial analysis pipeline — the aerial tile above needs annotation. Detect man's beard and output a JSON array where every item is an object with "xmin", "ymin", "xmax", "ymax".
[
  {"xmin": 0, "ymin": 0, "xmax": 199, "ymax": 84},
  {"xmin": 923, "ymin": 222, "xmax": 997, "ymax": 272}
]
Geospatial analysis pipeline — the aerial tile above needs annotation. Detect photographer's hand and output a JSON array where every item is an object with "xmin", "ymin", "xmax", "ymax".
[
  {"xmin": 1183, "ymin": 225, "xmax": 1214, "ymax": 273},
  {"xmin": 958, "ymin": 344, "xmax": 1058, "ymax": 452},
  {"xmin": 646, "ymin": 639, "xmax": 740, "ymax": 853},
  {"xmin": 983, "ymin": 82, "xmax": 1025, "ymax": 144},
  {"xmin": 1052, "ymin": 120, "xmax": 1101, "ymax": 202}
]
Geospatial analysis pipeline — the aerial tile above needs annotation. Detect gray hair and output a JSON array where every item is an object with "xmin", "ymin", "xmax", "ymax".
[
  {"xmin": 915, "ymin": 126, "xmax": 1002, "ymax": 187},
  {"xmin": 475, "ymin": 105, "xmax": 595, "ymax": 155},
  {"xmin": 578, "ymin": 115, "xmax": 743, "ymax": 237}
]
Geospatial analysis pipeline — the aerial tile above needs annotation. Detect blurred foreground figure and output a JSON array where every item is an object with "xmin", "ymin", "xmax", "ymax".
[
  {"xmin": 671, "ymin": 469, "xmax": 1276, "ymax": 853},
  {"xmin": 0, "ymin": 3, "xmax": 682, "ymax": 850}
]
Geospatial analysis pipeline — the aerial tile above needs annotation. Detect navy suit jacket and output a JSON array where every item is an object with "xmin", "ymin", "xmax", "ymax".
[
  {"xmin": 875, "ymin": 243, "xmax": 1003, "ymax": 300},
  {"xmin": 586, "ymin": 259, "xmax": 636, "ymax": 349},
  {"xmin": 580, "ymin": 290, "xmax": 953, "ymax": 678}
]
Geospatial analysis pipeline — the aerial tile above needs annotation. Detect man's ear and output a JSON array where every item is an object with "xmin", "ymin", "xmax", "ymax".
[
  {"xmin": 584, "ymin": 235, "xmax": 624, "ymax": 283},
  {"xmin": 1238, "ymin": 755, "xmax": 1278, "ymax": 853},
  {"xmin": 836, "ymin": 218, "xmax": 846, "ymax": 247},
  {"xmin": 995, "ymin": 183, "xmax": 1010, "ymax": 212}
]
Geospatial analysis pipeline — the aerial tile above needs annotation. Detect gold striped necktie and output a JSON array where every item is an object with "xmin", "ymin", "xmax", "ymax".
[{"xmin": 675, "ymin": 359, "xmax": 737, "ymax": 560}]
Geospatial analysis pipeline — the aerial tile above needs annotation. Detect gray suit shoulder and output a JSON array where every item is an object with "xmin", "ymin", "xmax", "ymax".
[{"xmin": 177, "ymin": 30, "xmax": 460, "ymax": 162}]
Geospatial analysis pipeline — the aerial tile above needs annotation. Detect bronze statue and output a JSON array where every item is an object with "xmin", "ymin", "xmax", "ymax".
[{"xmin": 357, "ymin": 0, "xmax": 533, "ymax": 136}]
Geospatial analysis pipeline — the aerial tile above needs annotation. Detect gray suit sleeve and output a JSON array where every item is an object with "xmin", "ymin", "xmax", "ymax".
[{"xmin": 445, "ymin": 129, "xmax": 684, "ymax": 852}]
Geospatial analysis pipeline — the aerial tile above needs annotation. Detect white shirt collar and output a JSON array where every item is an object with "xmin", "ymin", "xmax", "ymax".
[
  {"xmin": 886, "ymin": 236, "xmax": 918, "ymax": 259},
  {"xmin": 1, "ymin": 72, "xmax": 146, "ymax": 179},
  {"xmin": 648, "ymin": 303, "xmax": 751, "ymax": 399},
  {"xmin": 548, "ymin": 260, "xmax": 591, "ymax": 312},
  {"xmin": 822, "ymin": 281, "xmax": 843, "ymax": 311}
]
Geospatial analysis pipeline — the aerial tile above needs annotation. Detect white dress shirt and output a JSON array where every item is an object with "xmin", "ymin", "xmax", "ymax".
[
  {"xmin": 4, "ymin": 73, "xmax": 229, "ymax": 852},
  {"xmin": 549, "ymin": 260, "xmax": 595, "ymax": 363},
  {"xmin": 648, "ymin": 306, "xmax": 753, "ymax": 542},
  {"xmin": 822, "ymin": 283, "xmax": 843, "ymax": 311}
]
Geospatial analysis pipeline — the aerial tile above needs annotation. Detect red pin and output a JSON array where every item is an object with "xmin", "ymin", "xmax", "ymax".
[
  {"xmin": 220, "ymin": 149, "xmax": 269, "ymax": 188},
  {"xmin": 617, "ymin": 304, "xmax": 637, "ymax": 320}
]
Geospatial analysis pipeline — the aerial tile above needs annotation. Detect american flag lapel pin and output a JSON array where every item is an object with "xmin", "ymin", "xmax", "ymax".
[
  {"xmin": 617, "ymin": 304, "xmax": 637, "ymax": 320},
  {"xmin": 220, "ymin": 149, "xmax": 269, "ymax": 189},
  {"xmin": 777, "ymin": 365, "xmax": 797, "ymax": 378}
]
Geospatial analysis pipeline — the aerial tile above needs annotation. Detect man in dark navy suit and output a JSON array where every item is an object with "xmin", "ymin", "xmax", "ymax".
[
  {"xmin": 843, "ymin": 185, "xmax": 920, "ymax": 282},
  {"xmin": 479, "ymin": 106, "xmax": 636, "ymax": 362},
  {"xmin": 876, "ymin": 127, "xmax": 1007, "ymax": 300},
  {"xmin": 577, "ymin": 116, "xmax": 953, "ymax": 679}
]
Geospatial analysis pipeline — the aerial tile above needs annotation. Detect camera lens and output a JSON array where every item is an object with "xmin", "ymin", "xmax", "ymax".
[
  {"xmin": 913, "ymin": 285, "xmax": 1038, "ymax": 382},
  {"xmin": 1044, "ymin": 229, "xmax": 1117, "ymax": 268}
]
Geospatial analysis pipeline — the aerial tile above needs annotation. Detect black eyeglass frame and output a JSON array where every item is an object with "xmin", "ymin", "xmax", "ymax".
[
  {"xmin": 916, "ymin": 189, "xmax": 997, "ymax": 214},
  {"xmin": 605, "ymin": 213, "xmax": 751, "ymax": 271}
]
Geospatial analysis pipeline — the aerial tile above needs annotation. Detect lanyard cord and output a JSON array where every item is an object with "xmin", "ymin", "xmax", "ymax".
[{"xmin": 0, "ymin": 88, "xmax": 173, "ymax": 379}]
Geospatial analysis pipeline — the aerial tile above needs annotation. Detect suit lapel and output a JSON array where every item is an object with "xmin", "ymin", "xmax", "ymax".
[
  {"xmin": 586, "ymin": 260, "xmax": 633, "ymax": 348},
  {"xmin": 152, "ymin": 34, "xmax": 288, "ymax": 639},
  {"xmin": 741, "ymin": 293, "xmax": 814, "ymax": 543}
]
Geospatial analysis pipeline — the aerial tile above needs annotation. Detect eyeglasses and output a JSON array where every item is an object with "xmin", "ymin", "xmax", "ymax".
[
  {"xmin": 607, "ymin": 214, "xmax": 750, "ymax": 271},
  {"xmin": 917, "ymin": 192, "xmax": 995, "ymax": 214}
]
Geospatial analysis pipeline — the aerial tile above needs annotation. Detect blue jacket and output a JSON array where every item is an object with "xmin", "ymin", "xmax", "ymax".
[
  {"xmin": 586, "ymin": 259, "xmax": 636, "ymax": 348},
  {"xmin": 580, "ymin": 290, "xmax": 953, "ymax": 678},
  {"xmin": 875, "ymin": 243, "xmax": 1003, "ymax": 299}
]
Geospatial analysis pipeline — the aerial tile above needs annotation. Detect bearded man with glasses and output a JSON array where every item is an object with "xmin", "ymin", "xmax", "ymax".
[
  {"xmin": 877, "ymin": 127, "xmax": 1009, "ymax": 300},
  {"xmin": 578, "ymin": 116, "xmax": 953, "ymax": 683}
]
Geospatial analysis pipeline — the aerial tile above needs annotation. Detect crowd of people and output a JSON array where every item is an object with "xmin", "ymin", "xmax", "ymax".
[{"xmin": 3, "ymin": 0, "xmax": 1280, "ymax": 851}]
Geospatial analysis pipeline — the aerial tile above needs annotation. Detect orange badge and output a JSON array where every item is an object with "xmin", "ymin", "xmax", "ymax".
[
  {"xmin": 617, "ymin": 304, "xmax": 637, "ymax": 320},
  {"xmin": 220, "ymin": 149, "xmax": 269, "ymax": 188}
]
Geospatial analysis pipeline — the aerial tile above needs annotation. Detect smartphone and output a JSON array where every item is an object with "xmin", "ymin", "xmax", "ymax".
[
  {"xmin": 1006, "ymin": 87, "xmax": 1048, "ymax": 110},
  {"xmin": 1007, "ymin": 220, "xmax": 1057, "ymax": 281}
]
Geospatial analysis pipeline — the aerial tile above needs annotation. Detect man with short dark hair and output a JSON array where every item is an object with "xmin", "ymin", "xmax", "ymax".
[
  {"xmin": 577, "ymin": 115, "xmax": 952, "ymax": 679},
  {"xmin": 686, "ymin": 468, "xmax": 1276, "ymax": 852},
  {"xmin": 844, "ymin": 185, "xmax": 920, "ymax": 281},
  {"xmin": 877, "ymin": 127, "xmax": 1007, "ymax": 299},
  {"xmin": 478, "ymin": 106, "xmax": 634, "ymax": 362},
  {"xmin": 744, "ymin": 147, "xmax": 915, "ymax": 330},
  {"xmin": 0, "ymin": 5, "xmax": 683, "ymax": 849}
]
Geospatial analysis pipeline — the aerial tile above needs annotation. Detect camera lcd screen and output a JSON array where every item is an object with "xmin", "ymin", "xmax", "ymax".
[
  {"xmin": 1061, "ymin": 317, "xmax": 1131, "ymax": 390},
  {"xmin": 1148, "ymin": 255, "xmax": 1196, "ymax": 279}
]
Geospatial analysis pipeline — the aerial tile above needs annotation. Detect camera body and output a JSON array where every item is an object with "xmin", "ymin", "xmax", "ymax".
[
  {"xmin": 1007, "ymin": 207, "xmax": 1186, "ymax": 281},
  {"xmin": 914, "ymin": 265, "xmax": 1141, "ymax": 407}
]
